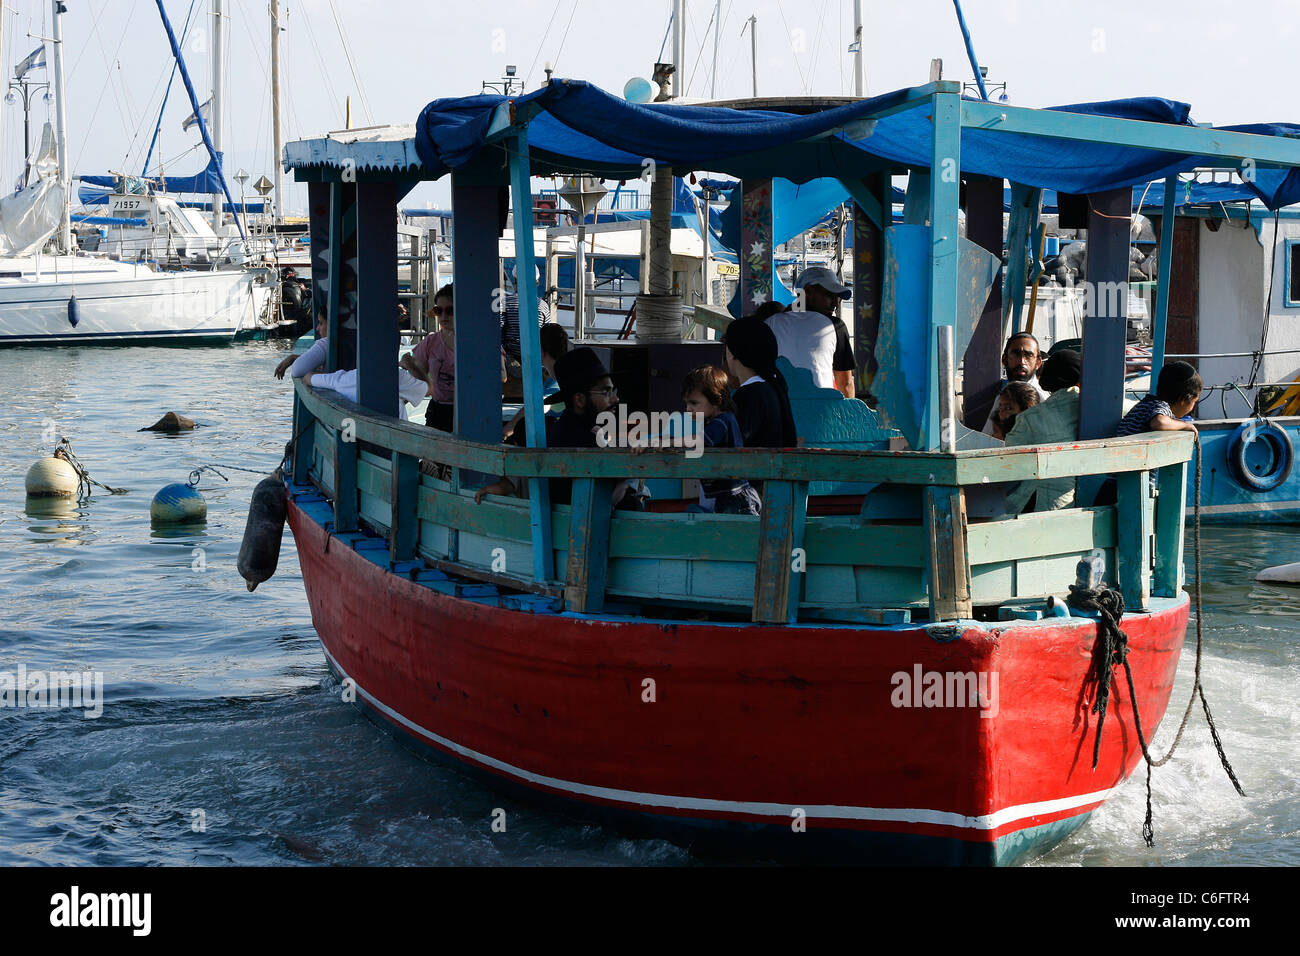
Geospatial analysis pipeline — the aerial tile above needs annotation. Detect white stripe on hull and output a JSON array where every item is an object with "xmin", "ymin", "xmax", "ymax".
[{"xmin": 321, "ymin": 644, "xmax": 1114, "ymax": 834}]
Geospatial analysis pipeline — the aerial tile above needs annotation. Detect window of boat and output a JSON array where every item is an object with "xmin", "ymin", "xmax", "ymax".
[{"xmin": 1287, "ymin": 237, "xmax": 1300, "ymax": 308}]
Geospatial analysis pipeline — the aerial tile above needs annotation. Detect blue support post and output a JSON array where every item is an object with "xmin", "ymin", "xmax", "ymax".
[
  {"xmin": 449, "ymin": 176, "xmax": 505, "ymax": 448},
  {"xmin": 326, "ymin": 183, "xmax": 345, "ymax": 371},
  {"xmin": 964, "ymin": 175, "xmax": 1007, "ymax": 429},
  {"xmin": 1002, "ymin": 184, "xmax": 1041, "ymax": 333},
  {"xmin": 1151, "ymin": 174, "xmax": 1178, "ymax": 374},
  {"xmin": 926, "ymin": 89, "xmax": 962, "ymax": 449},
  {"xmin": 507, "ymin": 129, "xmax": 556, "ymax": 585},
  {"xmin": 1078, "ymin": 187, "xmax": 1131, "ymax": 440},
  {"xmin": 355, "ymin": 181, "xmax": 400, "ymax": 417}
]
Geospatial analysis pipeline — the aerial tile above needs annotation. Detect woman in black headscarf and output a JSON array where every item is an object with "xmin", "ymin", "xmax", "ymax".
[{"xmin": 722, "ymin": 315, "xmax": 798, "ymax": 448}]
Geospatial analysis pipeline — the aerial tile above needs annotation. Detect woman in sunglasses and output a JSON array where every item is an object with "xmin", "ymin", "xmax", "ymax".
[{"xmin": 401, "ymin": 283, "xmax": 456, "ymax": 431}]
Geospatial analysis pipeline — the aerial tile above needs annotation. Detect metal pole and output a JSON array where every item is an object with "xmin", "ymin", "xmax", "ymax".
[
  {"xmin": 50, "ymin": 0, "xmax": 71, "ymax": 252},
  {"xmin": 22, "ymin": 85, "xmax": 32, "ymax": 188},
  {"xmin": 211, "ymin": 0, "xmax": 225, "ymax": 230},
  {"xmin": 673, "ymin": 0, "xmax": 685, "ymax": 94},
  {"xmin": 748, "ymin": 16, "xmax": 757, "ymax": 96},
  {"xmin": 270, "ymin": 0, "xmax": 283, "ymax": 223},
  {"xmin": 574, "ymin": 220, "xmax": 587, "ymax": 340},
  {"xmin": 852, "ymin": 0, "xmax": 865, "ymax": 96},
  {"xmin": 710, "ymin": 0, "xmax": 720, "ymax": 98}
]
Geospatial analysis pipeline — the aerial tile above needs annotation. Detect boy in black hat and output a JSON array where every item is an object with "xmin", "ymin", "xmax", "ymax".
[
  {"xmin": 474, "ymin": 347, "xmax": 633, "ymax": 506},
  {"xmin": 1116, "ymin": 361, "xmax": 1201, "ymax": 437}
]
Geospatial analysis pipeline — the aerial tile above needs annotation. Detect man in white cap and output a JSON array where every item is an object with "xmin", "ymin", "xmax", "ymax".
[{"xmin": 764, "ymin": 266, "xmax": 857, "ymax": 398}]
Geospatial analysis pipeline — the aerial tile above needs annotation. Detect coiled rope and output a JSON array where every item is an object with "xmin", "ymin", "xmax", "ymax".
[
  {"xmin": 52, "ymin": 438, "xmax": 127, "ymax": 497},
  {"xmin": 1067, "ymin": 437, "xmax": 1244, "ymax": 846}
]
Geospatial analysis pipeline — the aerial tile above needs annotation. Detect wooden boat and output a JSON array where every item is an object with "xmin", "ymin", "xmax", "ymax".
[{"xmin": 276, "ymin": 78, "xmax": 1300, "ymax": 864}]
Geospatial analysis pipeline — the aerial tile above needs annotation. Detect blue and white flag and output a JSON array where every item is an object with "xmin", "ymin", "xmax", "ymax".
[
  {"xmin": 181, "ymin": 98, "xmax": 212, "ymax": 133},
  {"xmin": 14, "ymin": 45, "xmax": 46, "ymax": 80}
]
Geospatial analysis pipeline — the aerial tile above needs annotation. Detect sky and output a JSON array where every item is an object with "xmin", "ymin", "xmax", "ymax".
[{"xmin": 1, "ymin": 0, "xmax": 1297, "ymax": 215}]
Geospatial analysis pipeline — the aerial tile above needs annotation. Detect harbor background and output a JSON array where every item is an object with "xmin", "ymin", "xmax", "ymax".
[{"xmin": 0, "ymin": 343, "xmax": 1295, "ymax": 866}]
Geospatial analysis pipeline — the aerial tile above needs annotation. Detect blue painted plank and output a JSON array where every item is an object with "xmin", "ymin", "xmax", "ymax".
[
  {"xmin": 1115, "ymin": 470, "xmax": 1153, "ymax": 610},
  {"xmin": 1153, "ymin": 461, "xmax": 1186, "ymax": 597},
  {"xmin": 333, "ymin": 431, "xmax": 358, "ymax": 533},
  {"xmin": 564, "ymin": 478, "xmax": 614, "ymax": 612},
  {"xmin": 752, "ymin": 479, "xmax": 808, "ymax": 623},
  {"xmin": 390, "ymin": 451, "xmax": 419, "ymax": 561}
]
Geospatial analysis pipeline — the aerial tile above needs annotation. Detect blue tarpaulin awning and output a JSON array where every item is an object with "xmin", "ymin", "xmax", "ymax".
[{"xmin": 413, "ymin": 80, "xmax": 1300, "ymax": 209}]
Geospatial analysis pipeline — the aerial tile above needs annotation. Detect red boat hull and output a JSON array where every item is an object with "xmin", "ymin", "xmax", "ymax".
[{"xmin": 288, "ymin": 496, "xmax": 1188, "ymax": 865}]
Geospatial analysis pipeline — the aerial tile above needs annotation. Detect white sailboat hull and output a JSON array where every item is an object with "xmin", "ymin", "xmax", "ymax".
[{"xmin": 0, "ymin": 257, "xmax": 274, "ymax": 346}]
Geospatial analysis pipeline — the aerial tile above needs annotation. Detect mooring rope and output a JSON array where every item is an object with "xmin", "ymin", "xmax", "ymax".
[
  {"xmin": 52, "ymin": 438, "xmax": 127, "ymax": 497},
  {"xmin": 1068, "ymin": 437, "xmax": 1244, "ymax": 847}
]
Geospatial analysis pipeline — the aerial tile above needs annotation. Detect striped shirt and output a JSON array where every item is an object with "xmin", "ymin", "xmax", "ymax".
[
  {"xmin": 1115, "ymin": 395, "xmax": 1173, "ymax": 437},
  {"xmin": 500, "ymin": 294, "xmax": 551, "ymax": 364}
]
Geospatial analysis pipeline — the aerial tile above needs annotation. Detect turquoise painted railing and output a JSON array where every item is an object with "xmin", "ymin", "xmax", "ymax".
[{"xmin": 293, "ymin": 381, "xmax": 1193, "ymax": 624}]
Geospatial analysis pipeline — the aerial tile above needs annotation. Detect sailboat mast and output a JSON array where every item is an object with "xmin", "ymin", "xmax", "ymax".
[
  {"xmin": 853, "ymin": 0, "xmax": 865, "ymax": 96},
  {"xmin": 211, "ymin": 0, "xmax": 224, "ymax": 230},
  {"xmin": 270, "ymin": 0, "xmax": 283, "ymax": 223},
  {"xmin": 51, "ymin": 0, "xmax": 71, "ymax": 252}
]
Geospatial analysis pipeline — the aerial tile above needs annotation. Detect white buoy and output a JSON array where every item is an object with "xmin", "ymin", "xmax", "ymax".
[
  {"xmin": 1256, "ymin": 562, "xmax": 1300, "ymax": 585},
  {"xmin": 151, "ymin": 482, "xmax": 207, "ymax": 524},
  {"xmin": 25, "ymin": 456, "xmax": 79, "ymax": 498}
]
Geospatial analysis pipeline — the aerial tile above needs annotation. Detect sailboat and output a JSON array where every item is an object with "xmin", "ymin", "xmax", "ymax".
[{"xmin": 0, "ymin": 0, "xmax": 274, "ymax": 347}]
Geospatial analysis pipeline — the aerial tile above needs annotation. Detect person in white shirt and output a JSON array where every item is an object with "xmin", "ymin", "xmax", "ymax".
[
  {"xmin": 981, "ymin": 332, "xmax": 1050, "ymax": 437},
  {"xmin": 303, "ymin": 367, "xmax": 431, "ymax": 420},
  {"xmin": 273, "ymin": 310, "xmax": 329, "ymax": 380},
  {"xmin": 765, "ymin": 266, "xmax": 857, "ymax": 398}
]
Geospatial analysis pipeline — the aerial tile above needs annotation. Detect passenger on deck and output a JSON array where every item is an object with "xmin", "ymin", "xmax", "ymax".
[
  {"xmin": 401, "ymin": 283, "xmax": 455, "ymax": 431},
  {"xmin": 982, "ymin": 332, "xmax": 1050, "ymax": 436},
  {"xmin": 273, "ymin": 308, "xmax": 328, "ymax": 380},
  {"xmin": 1115, "ymin": 361, "xmax": 1202, "ymax": 436},
  {"xmin": 501, "ymin": 292, "xmax": 552, "ymax": 379},
  {"xmin": 765, "ymin": 266, "xmax": 857, "ymax": 398},
  {"xmin": 723, "ymin": 315, "xmax": 798, "ymax": 449},
  {"xmin": 503, "ymin": 323, "xmax": 569, "ymax": 442},
  {"xmin": 474, "ymin": 348, "xmax": 637, "ymax": 508},
  {"xmin": 301, "ymin": 366, "xmax": 430, "ymax": 420},
  {"xmin": 1003, "ymin": 349, "xmax": 1082, "ymax": 515},
  {"xmin": 989, "ymin": 380, "xmax": 1041, "ymax": 442},
  {"xmin": 681, "ymin": 365, "xmax": 762, "ymax": 515}
]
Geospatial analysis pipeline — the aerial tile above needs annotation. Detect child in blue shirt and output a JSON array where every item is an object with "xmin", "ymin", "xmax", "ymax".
[
  {"xmin": 682, "ymin": 365, "xmax": 762, "ymax": 515},
  {"xmin": 1116, "ymin": 361, "xmax": 1201, "ymax": 437}
]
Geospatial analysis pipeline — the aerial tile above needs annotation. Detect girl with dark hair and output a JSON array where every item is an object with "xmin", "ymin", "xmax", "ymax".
[{"xmin": 722, "ymin": 315, "xmax": 798, "ymax": 449}]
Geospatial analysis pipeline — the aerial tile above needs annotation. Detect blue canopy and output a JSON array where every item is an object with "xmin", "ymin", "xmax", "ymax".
[
  {"xmin": 79, "ymin": 153, "xmax": 229, "ymax": 195},
  {"xmin": 413, "ymin": 80, "xmax": 1300, "ymax": 209}
]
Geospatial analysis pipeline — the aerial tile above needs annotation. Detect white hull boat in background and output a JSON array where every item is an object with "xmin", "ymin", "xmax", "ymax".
[{"xmin": 0, "ymin": 255, "xmax": 273, "ymax": 346}]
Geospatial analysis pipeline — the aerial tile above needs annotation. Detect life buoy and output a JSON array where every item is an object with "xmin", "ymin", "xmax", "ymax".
[{"xmin": 1228, "ymin": 419, "xmax": 1294, "ymax": 492}]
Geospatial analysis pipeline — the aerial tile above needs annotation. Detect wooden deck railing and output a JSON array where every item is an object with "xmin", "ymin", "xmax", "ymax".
[{"xmin": 293, "ymin": 381, "xmax": 1194, "ymax": 624}]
